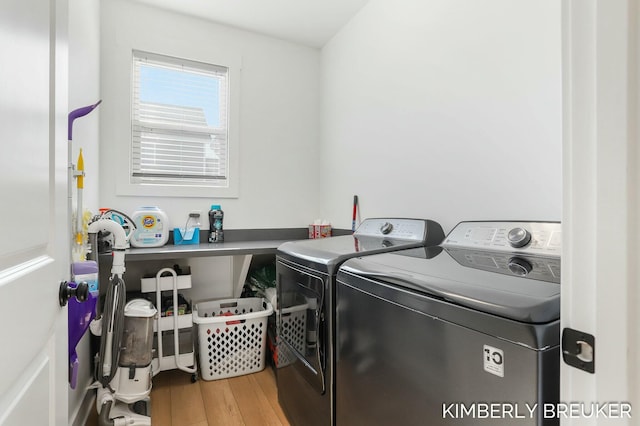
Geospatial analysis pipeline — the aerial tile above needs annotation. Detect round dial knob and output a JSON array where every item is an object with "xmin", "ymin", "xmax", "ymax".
[
  {"xmin": 508, "ymin": 257, "xmax": 533, "ymax": 277},
  {"xmin": 507, "ymin": 227, "xmax": 531, "ymax": 248},
  {"xmin": 380, "ymin": 222, "xmax": 393, "ymax": 235}
]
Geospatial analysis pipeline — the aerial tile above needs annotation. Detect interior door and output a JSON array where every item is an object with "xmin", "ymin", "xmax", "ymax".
[{"xmin": 0, "ymin": 0, "xmax": 69, "ymax": 424}]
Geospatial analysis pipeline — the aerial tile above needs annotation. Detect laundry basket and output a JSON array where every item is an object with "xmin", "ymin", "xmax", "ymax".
[
  {"xmin": 193, "ymin": 297, "xmax": 273, "ymax": 381},
  {"xmin": 275, "ymin": 302, "xmax": 308, "ymax": 367}
]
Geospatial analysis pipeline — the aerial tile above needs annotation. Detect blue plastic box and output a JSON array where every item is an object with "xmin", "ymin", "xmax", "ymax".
[{"xmin": 174, "ymin": 227, "xmax": 200, "ymax": 245}]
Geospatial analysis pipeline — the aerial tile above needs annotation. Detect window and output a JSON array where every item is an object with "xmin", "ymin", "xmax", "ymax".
[{"xmin": 131, "ymin": 50, "xmax": 230, "ymax": 188}]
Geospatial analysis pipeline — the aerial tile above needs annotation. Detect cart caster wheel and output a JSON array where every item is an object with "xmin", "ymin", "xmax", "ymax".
[{"xmin": 191, "ymin": 373, "xmax": 198, "ymax": 383}]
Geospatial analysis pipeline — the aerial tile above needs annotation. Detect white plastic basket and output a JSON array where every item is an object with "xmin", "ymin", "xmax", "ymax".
[
  {"xmin": 276, "ymin": 303, "xmax": 308, "ymax": 367},
  {"xmin": 193, "ymin": 297, "xmax": 273, "ymax": 381}
]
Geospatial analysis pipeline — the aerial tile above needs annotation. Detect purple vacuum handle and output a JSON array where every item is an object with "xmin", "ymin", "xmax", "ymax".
[
  {"xmin": 69, "ymin": 352, "xmax": 79, "ymax": 389},
  {"xmin": 68, "ymin": 100, "xmax": 102, "ymax": 140}
]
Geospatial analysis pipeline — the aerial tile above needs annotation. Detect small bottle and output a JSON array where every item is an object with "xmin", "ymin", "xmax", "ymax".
[
  {"xmin": 72, "ymin": 261, "xmax": 99, "ymax": 295},
  {"xmin": 208, "ymin": 204, "xmax": 224, "ymax": 243}
]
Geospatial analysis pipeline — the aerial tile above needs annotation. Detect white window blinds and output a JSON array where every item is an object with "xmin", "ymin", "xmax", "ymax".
[{"xmin": 132, "ymin": 51, "xmax": 229, "ymax": 186}]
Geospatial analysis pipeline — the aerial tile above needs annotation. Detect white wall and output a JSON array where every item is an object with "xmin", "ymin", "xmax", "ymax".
[
  {"xmin": 100, "ymin": 0, "xmax": 321, "ymax": 230},
  {"xmin": 68, "ymin": 0, "xmax": 100, "ymax": 424},
  {"xmin": 320, "ymin": 0, "xmax": 563, "ymax": 233},
  {"xmin": 69, "ymin": 0, "xmax": 101, "ymax": 214}
]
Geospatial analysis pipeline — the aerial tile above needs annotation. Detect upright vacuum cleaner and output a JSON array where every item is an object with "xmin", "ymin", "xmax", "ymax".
[{"xmin": 88, "ymin": 218, "xmax": 156, "ymax": 426}]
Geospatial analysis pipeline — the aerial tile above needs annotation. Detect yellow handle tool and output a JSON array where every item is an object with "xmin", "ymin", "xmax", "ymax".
[{"xmin": 76, "ymin": 149, "xmax": 84, "ymax": 245}]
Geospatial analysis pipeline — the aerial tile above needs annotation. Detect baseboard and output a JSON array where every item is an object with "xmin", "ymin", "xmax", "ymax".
[{"xmin": 71, "ymin": 388, "xmax": 96, "ymax": 426}]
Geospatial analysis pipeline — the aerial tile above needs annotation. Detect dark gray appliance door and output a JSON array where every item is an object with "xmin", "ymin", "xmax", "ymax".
[
  {"xmin": 277, "ymin": 259, "xmax": 330, "ymax": 426},
  {"xmin": 336, "ymin": 275, "xmax": 559, "ymax": 426},
  {"xmin": 277, "ymin": 259, "xmax": 326, "ymax": 392}
]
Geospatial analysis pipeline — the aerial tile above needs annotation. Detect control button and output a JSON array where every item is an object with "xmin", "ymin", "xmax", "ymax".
[
  {"xmin": 507, "ymin": 227, "xmax": 531, "ymax": 248},
  {"xmin": 508, "ymin": 257, "xmax": 533, "ymax": 277},
  {"xmin": 380, "ymin": 222, "xmax": 393, "ymax": 235}
]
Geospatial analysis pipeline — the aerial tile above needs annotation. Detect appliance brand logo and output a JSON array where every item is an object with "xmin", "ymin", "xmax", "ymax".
[
  {"xmin": 142, "ymin": 215, "xmax": 156, "ymax": 228},
  {"xmin": 483, "ymin": 344, "xmax": 504, "ymax": 377}
]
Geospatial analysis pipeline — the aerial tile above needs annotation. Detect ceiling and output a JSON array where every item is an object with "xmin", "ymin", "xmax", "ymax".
[{"xmin": 128, "ymin": 0, "xmax": 370, "ymax": 48}]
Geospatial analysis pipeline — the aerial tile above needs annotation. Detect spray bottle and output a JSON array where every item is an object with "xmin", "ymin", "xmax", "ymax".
[{"xmin": 208, "ymin": 205, "xmax": 224, "ymax": 243}]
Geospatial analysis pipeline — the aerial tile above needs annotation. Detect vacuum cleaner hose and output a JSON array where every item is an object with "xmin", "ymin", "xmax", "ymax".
[
  {"xmin": 97, "ymin": 275, "xmax": 126, "ymax": 387},
  {"xmin": 98, "ymin": 400, "xmax": 115, "ymax": 426}
]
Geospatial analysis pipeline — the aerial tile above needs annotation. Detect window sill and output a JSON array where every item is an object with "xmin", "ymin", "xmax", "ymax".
[{"xmin": 116, "ymin": 181, "xmax": 239, "ymax": 198}]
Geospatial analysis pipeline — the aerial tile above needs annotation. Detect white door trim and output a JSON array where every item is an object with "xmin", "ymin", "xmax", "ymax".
[{"xmin": 561, "ymin": 0, "xmax": 639, "ymax": 424}]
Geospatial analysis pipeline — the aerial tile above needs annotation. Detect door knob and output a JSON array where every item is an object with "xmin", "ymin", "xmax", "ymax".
[{"xmin": 59, "ymin": 281, "xmax": 89, "ymax": 307}]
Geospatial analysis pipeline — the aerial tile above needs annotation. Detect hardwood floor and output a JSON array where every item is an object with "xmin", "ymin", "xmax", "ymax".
[{"xmin": 86, "ymin": 367, "xmax": 289, "ymax": 426}]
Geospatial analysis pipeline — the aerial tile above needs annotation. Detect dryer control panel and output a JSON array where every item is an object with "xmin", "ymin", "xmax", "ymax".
[
  {"xmin": 442, "ymin": 221, "xmax": 561, "ymax": 257},
  {"xmin": 354, "ymin": 218, "xmax": 446, "ymax": 248},
  {"xmin": 355, "ymin": 218, "xmax": 428, "ymax": 241}
]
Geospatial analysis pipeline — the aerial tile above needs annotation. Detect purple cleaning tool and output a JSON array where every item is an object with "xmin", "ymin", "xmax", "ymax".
[
  {"xmin": 69, "ymin": 352, "xmax": 79, "ymax": 390},
  {"xmin": 67, "ymin": 291, "xmax": 97, "ymax": 388},
  {"xmin": 67, "ymin": 261, "xmax": 99, "ymax": 388},
  {"xmin": 68, "ymin": 100, "xmax": 102, "ymax": 141}
]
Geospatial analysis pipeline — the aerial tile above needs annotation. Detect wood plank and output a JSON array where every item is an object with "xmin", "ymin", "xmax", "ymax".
[
  {"xmin": 170, "ymin": 375, "xmax": 208, "ymax": 425},
  {"xmin": 229, "ymin": 373, "xmax": 284, "ymax": 426},
  {"xmin": 151, "ymin": 385, "xmax": 172, "ymax": 426},
  {"xmin": 200, "ymin": 378, "xmax": 245, "ymax": 426},
  {"xmin": 85, "ymin": 367, "xmax": 289, "ymax": 426},
  {"xmin": 86, "ymin": 403, "xmax": 98, "ymax": 426},
  {"xmin": 253, "ymin": 368, "xmax": 289, "ymax": 425}
]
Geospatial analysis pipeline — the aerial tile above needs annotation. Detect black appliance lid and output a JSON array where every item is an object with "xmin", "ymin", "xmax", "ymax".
[
  {"xmin": 277, "ymin": 234, "xmax": 427, "ymax": 270},
  {"xmin": 277, "ymin": 218, "xmax": 445, "ymax": 271},
  {"xmin": 338, "ymin": 246, "xmax": 560, "ymax": 324}
]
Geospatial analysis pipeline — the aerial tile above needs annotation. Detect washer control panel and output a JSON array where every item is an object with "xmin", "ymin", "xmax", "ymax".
[
  {"xmin": 445, "ymin": 247, "xmax": 561, "ymax": 282},
  {"xmin": 355, "ymin": 218, "xmax": 426, "ymax": 241},
  {"xmin": 443, "ymin": 221, "xmax": 561, "ymax": 257}
]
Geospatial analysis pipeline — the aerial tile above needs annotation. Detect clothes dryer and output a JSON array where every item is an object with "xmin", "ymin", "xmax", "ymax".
[{"xmin": 276, "ymin": 218, "xmax": 445, "ymax": 426}]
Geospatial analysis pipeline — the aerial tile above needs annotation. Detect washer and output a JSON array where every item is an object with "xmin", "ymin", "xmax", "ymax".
[
  {"xmin": 276, "ymin": 218, "xmax": 445, "ymax": 426},
  {"xmin": 335, "ymin": 221, "xmax": 561, "ymax": 426}
]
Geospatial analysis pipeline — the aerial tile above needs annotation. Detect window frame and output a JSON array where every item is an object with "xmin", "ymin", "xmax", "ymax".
[{"xmin": 116, "ymin": 49, "xmax": 241, "ymax": 199}]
